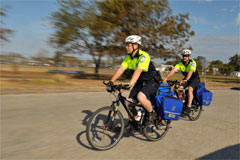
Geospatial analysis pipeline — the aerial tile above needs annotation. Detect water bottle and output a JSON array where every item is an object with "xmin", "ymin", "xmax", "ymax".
[
  {"xmin": 135, "ymin": 109, "xmax": 142, "ymax": 121},
  {"xmin": 179, "ymin": 90, "xmax": 185, "ymax": 102}
]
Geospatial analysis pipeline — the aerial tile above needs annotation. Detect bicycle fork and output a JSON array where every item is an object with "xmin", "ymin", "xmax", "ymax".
[{"xmin": 105, "ymin": 103, "xmax": 119, "ymax": 130}]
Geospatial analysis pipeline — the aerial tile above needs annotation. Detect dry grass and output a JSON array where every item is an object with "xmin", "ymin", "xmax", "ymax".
[
  {"xmin": 52, "ymin": 74, "xmax": 68, "ymax": 83},
  {"xmin": 0, "ymin": 78, "xmax": 107, "ymax": 91},
  {"xmin": 0, "ymin": 64, "xmax": 115, "ymax": 74},
  {"xmin": 0, "ymin": 65, "xmax": 239, "ymax": 92}
]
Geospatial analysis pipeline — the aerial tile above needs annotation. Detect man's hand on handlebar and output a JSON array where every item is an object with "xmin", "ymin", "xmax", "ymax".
[
  {"xmin": 180, "ymin": 79, "xmax": 187, "ymax": 85},
  {"xmin": 104, "ymin": 81, "xmax": 130, "ymax": 93},
  {"xmin": 120, "ymin": 84, "xmax": 130, "ymax": 93},
  {"xmin": 106, "ymin": 81, "xmax": 114, "ymax": 92}
]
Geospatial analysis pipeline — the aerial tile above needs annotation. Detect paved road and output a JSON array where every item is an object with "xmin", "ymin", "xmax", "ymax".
[{"xmin": 1, "ymin": 90, "xmax": 239, "ymax": 160}]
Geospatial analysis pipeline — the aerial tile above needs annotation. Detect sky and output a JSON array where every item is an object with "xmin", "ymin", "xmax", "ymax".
[{"xmin": 0, "ymin": 0, "xmax": 239, "ymax": 63}]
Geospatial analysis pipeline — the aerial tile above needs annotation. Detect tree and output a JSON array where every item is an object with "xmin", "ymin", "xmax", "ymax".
[
  {"xmin": 0, "ymin": 7, "xmax": 14, "ymax": 43},
  {"xmin": 63, "ymin": 55, "xmax": 79, "ymax": 67},
  {"xmin": 223, "ymin": 64, "xmax": 234, "ymax": 75},
  {"xmin": 228, "ymin": 54, "xmax": 240, "ymax": 71},
  {"xmin": 165, "ymin": 60, "xmax": 178, "ymax": 66},
  {"xmin": 49, "ymin": 0, "xmax": 194, "ymax": 74},
  {"xmin": 194, "ymin": 56, "xmax": 204, "ymax": 73},
  {"xmin": 53, "ymin": 51, "xmax": 64, "ymax": 66},
  {"xmin": 36, "ymin": 49, "xmax": 49, "ymax": 65},
  {"xmin": 209, "ymin": 60, "xmax": 224, "ymax": 74},
  {"xmin": 0, "ymin": 52, "xmax": 24, "ymax": 64}
]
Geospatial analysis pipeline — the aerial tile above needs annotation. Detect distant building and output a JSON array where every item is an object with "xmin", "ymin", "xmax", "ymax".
[
  {"xmin": 156, "ymin": 64, "xmax": 174, "ymax": 73},
  {"xmin": 212, "ymin": 67, "xmax": 219, "ymax": 75},
  {"xmin": 230, "ymin": 71, "xmax": 240, "ymax": 77}
]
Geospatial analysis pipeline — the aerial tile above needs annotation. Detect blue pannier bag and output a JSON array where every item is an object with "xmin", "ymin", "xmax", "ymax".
[
  {"xmin": 161, "ymin": 96, "xmax": 183, "ymax": 120},
  {"xmin": 201, "ymin": 90, "xmax": 213, "ymax": 106},
  {"xmin": 196, "ymin": 82, "xmax": 213, "ymax": 106},
  {"xmin": 155, "ymin": 84, "xmax": 173, "ymax": 114},
  {"xmin": 198, "ymin": 82, "xmax": 205, "ymax": 88},
  {"xmin": 155, "ymin": 84, "xmax": 183, "ymax": 120}
]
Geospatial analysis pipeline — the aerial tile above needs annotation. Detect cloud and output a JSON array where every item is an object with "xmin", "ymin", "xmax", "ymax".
[
  {"xmin": 185, "ymin": 35, "xmax": 239, "ymax": 63},
  {"xmin": 191, "ymin": 16, "xmax": 221, "ymax": 29},
  {"xmin": 191, "ymin": 16, "xmax": 215, "ymax": 25},
  {"xmin": 192, "ymin": 16, "xmax": 208, "ymax": 24},
  {"xmin": 191, "ymin": 15, "xmax": 237, "ymax": 31},
  {"xmin": 236, "ymin": 13, "xmax": 240, "ymax": 25},
  {"xmin": 0, "ymin": 19, "xmax": 56, "ymax": 57}
]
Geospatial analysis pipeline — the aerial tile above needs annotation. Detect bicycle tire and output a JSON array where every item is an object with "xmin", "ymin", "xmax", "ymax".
[
  {"xmin": 143, "ymin": 119, "xmax": 171, "ymax": 141},
  {"xmin": 187, "ymin": 104, "xmax": 202, "ymax": 121},
  {"xmin": 86, "ymin": 106, "xmax": 124, "ymax": 150}
]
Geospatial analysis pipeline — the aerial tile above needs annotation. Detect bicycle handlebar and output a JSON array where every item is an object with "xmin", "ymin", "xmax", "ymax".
[
  {"xmin": 103, "ymin": 80, "xmax": 181, "ymax": 93},
  {"xmin": 103, "ymin": 81, "xmax": 130, "ymax": 92},
  {"xmin": 166, "ymin": 80, "xmax": 180, "ymax": 86}
]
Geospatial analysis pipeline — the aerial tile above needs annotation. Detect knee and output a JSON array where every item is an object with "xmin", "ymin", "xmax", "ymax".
[
  {"xmin": 179, "ymin": 85, "xmax": 184, "ymax": 89},
  {"xmin": 137, "ymin": 92, "xmax": 147, "ymax": 102}
]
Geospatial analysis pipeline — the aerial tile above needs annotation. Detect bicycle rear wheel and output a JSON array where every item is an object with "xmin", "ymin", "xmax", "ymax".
[
  {"xmin": 143, "ymin": 118, "xmax": 171, "ymax": 141},
  {"xmin": 86, "ymin": 106, "xmax": 124, "ymax": 150}
]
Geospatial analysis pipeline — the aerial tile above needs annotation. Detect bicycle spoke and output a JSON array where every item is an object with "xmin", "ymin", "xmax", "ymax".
[
  {"xmin": 86, "ymin": 106, "xmax": 124, "ymax": 150},
  {"xmin": 187, "ymin": 105, "xmax": 202, "ymax": 121}
]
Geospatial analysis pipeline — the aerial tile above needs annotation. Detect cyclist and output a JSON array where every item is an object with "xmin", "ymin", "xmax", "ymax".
[
  {"xmin": 107, "ymin": 35, "xmax": 160, "ymax": 127},
  {"xmin": 163, "ymin": 49, "xmax": 200, "ymax": 113}
]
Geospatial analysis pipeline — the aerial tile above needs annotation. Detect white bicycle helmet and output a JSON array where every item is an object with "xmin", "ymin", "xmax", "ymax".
[
  {"xmin": 125, "ymin": 35, "xmax": 142, "ymax": 45},
  {"xmin": 181, "ymin": 49, "xmax": 192, "ymax": 56}
]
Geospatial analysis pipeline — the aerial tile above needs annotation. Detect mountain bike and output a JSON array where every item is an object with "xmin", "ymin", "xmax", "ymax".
[
  {"xmin": 168, "ymin": 80, "xmax": 203, "ymax": 121},
  {"xmin": 86, "ymin": 81, "xmax": 171, "ymax": 150}
]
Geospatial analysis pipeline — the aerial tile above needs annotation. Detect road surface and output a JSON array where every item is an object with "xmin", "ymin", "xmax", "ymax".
[{"xmin": 1, "ymin": 90, "xmax": 239, "ymax": 159}]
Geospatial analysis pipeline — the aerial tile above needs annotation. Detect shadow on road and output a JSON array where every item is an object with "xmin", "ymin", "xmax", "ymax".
[
  {"xmin": 82, "ymin": 110, "xmax": 94, "ymax": 126},
  {"xmin": 76, "ymin": 131, "xmax": 93, "ymax": 150},
  {"xmin": 76, "ymin": 109, "xmax": 146, "ymax": 150},
  {"xmin": 76, "ymin": 110, "xmax": 95, "ymax": 150},
  {"xmin": 197, "ymin": 144, "xmax": 240, "ymax": 160},
  {"xmin": 179, "ymin": 114, "xmax": 192, "ymax": 121}
]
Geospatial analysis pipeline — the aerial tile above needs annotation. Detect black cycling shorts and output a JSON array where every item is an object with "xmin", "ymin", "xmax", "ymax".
[
  {"xmin": 129, "ymin": 80, "xmax": 158, "ymax": 100},
  {"xmin": 181, "ymin": 78, "xmax": 200, "ymax": 90}
]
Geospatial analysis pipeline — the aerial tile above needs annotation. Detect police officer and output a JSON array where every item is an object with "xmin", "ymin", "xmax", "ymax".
[
  {"xmin": 107, "ymin": 35, "xmax": 159, "ymax": 127},
  {"xmin": 163, "ymin": 49, "xmax": 200, "ymax": 113}
]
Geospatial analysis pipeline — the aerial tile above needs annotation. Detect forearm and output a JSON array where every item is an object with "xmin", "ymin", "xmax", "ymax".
[
  {"xmin": 165, "ymin": 69, "xmax": 176, "ymax": 79},
  {"xmin": 111, "ymin": 67, "xmax": 125, "ymax": 82},
  {"xmin": 129, "ymin": 68, "xmax": 142, "ymax": 86}
]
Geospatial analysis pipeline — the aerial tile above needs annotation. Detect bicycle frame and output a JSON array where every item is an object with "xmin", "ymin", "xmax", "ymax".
[
  {"xmin": 110, "ymin": 92, "xmax": 143, "ymax": 130},
  {"xmin": 86, "ymin": 82, "xmax": 173, "ymax": 150},
  {"xmin": 170, "ymin": 82, "xmax": 189, "ymax": 104}
]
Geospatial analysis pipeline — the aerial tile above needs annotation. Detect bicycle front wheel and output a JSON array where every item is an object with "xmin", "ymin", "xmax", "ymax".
[
  {"xmin": 187, "ymin": 104, "xmax": 202, "ymax": 121},
  {"xmin": 86, "ymin": 106, "xmax": 124, "ymax": 150}
]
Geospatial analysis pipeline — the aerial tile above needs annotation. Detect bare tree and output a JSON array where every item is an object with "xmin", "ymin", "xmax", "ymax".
[{"xmin": 0, "ymin": 7, "xmax": 14, "ymax": 43}]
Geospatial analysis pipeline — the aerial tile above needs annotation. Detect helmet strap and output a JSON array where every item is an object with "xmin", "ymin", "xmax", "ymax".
[{"xmin": 130, "ymin": 43, "xmax": 139, "ymax": 57}]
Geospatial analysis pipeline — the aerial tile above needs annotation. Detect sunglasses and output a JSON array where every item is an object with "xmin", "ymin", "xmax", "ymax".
[{"xmin": 182, "ymin": 55, "xmax": 190, "ymax": 57}]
